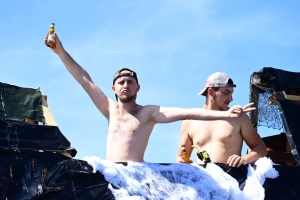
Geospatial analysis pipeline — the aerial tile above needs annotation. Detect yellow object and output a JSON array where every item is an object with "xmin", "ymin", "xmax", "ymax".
[
  {"xmin": 46, "ymin": 23, "xmax": 55, "ymax": 48},
  {"xmin": 252, "ymin": 123, "xmax": 258, "ymax": 131},
  {"xmin": 192, "ymin": 145, "xmax": 212, "ymax": 164},
  {"xmin": 199, "ymin": 151, "xmax": 211, "ymax": 164}
]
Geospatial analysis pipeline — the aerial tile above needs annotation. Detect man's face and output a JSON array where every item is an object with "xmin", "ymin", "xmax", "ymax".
[
  {"xmin": 112, "ymin": 71, "xmax": 140, "ymax": 103},
  {"xmin": 211, "ymin": 87, "xmax": 234, "ymax": 111}
]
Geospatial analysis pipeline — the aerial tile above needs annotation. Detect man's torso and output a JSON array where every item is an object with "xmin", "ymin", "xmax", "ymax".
[
  {"xmin": 187, "ymin": 119, "xmax": 243, "ymax": 164},
  {"xmin": 106, "ymin": 105, "xmax": 155, "ymax": 162}
]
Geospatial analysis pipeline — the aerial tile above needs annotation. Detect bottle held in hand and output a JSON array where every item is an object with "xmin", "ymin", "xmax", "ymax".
[
  {"xmin": 45, "ymin": 23, "xmax": 55, "ymax": 48},
  {"xmin": 181, "ymin": 145, "xmax": 191, "ymax": 163}
]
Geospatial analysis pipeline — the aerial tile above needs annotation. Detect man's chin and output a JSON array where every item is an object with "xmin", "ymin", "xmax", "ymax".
[
  {"xmin": 118, "ymin": 95, "xmax": 136, "ymax": 103},
  {"xmin": 220, "ymin": 106, "xmax": 229, "ymax": 111}
]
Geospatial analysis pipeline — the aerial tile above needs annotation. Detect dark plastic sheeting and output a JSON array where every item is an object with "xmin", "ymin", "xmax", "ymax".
[
  {"xmin": 0, "ymin": 119, "xmax": 113, "ymax": 199},
  {"xmin": 250, "ymin": 67, "xmax": 300, "ymax": 165},
  {"xmin": 259, "ymin": 67, "xmax": 300, "ymax": 91},
  {"xmin": 0, "ymin": 82, "xmax": 45, "ymax": 124},
  {"xmin": 0, "ymin": 152, "xmax": 114, "ymax": 200},
  {"xmin": 0, "ymin": 119, "xmax": 76, "ymax": 157},
  {"xmin": 264, "ymin": 165, "xmax": 300, "ymax": 200}
]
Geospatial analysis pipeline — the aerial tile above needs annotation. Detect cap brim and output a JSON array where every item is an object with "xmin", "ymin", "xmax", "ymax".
[{"xmin": 198, "ymin": 87, "xmax": 208, "ymax": 96}]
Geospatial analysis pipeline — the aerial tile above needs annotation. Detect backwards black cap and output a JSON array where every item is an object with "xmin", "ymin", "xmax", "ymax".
[
  {"xmin": 113, "ymin": 68, "xmax": 139, "ymax": 101},
  {"xmin": 113, "ymin": 68, "xmax": 138, "ymax": 85}
]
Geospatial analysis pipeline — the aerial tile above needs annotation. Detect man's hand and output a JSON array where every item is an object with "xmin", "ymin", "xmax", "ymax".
[
  {"xmin": 227, "ymin": 103, "xmax": 256, "ymax": 118},
  {"xmin": 44, "ymin": 32, "xmax": 65, "ymax": 55},
  {"xmin": 227, "ymin": 154, "xmax": 247, "ymax": 167},
  {"xmin": 177, "ymin": 156, "xmax": 193, "ymax": 164}
]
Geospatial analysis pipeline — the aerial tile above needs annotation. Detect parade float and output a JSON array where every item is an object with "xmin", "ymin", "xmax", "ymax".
[{"xmin": 0, "ymin": 67, "xmax": 299, "ymax": 199}]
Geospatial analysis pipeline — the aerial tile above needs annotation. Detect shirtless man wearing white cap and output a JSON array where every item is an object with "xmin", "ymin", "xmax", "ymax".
[{"xmin": 176, "ymin": 72, "xmax": 267, "ymax": 167}]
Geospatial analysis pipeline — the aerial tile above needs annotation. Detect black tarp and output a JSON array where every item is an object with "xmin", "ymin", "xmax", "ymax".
[
  {"xmin": 264, "ymin": 165, "xmax": 300, "ymax": 200},
  {"xmin": 255, "ymin": 68, "xmax": 300, "ymax": 91},
  {"xmin": 0, "ymin": 119, "xmax": 76, "ymax": 156},
  {"xmin": 0, "ymin": 152, "xmax": 114, "ymax": 200},
  {"xmin": 0, "ymin": 82, "xmax": 115, "ymax": 199},
  {"xmin": 0, "ymin": 119, "xmax": 114, "ymax": 199},
  {"xmin": 250, "ymin": 67, "xmax": 300, "ymax": 165},
  {"xmin": 0, "ymin": 82, "xmax": 45, "ymax": 124}
]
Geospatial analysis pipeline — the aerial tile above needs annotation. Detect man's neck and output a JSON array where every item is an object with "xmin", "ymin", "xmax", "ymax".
[
  {"xmin": 118, "ymin": 100, "xmax": 139, "ymax": 114},
  {"xmin": 203, "ymin": 103, "xmax": 222, "ymax": 111}
]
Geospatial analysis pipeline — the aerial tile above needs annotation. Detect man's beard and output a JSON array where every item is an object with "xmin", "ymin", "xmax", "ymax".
[
  {"xmin": 118, "ymin": 94, "xmax": 137, "ymax": 103},
  {"xmin": 212, "ymin": 94, "xmax": 227, "ymax": 111}
]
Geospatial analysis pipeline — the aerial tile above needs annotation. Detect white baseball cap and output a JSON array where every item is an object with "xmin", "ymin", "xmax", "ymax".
[{"xmin": 198, "ymin": 72, "xmax": 236, "ymax": 96}]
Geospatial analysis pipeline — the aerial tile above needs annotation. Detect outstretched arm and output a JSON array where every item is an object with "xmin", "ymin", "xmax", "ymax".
[
  {"xmin": 150, "ymin": 103, "xmax": 256, "ymax": 123},
  {"xmin": 44, "ymin": 33, "xmax": 113, "ymax": 118}
]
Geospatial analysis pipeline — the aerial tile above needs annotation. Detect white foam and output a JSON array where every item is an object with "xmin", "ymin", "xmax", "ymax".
[{"xmin": 84, "ymin": 156, "xmax": 278, "ymax": 200}]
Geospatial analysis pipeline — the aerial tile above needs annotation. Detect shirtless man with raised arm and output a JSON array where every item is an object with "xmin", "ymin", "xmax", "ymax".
[
  {"xmin": 45, "ymin": 33, "xmax": 255, "ymax": 162},
  {"xmin": 176, "ymin": 72, "xmax": 267, "ymax": 167}
]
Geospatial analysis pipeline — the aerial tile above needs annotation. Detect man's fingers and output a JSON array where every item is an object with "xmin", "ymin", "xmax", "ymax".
[
  {"xmin": 244, "ymin": 102, "xmax": 254, "ymax": 107},
  {"xmin": 241, "ymin": 103, "xmax": 256, "ymax": 113},
  {"xmin": 227, "ymin": 156, "xmax": 234, "ymax": 165},
  {"xmin": 237, "ymin": 159, "xmax": 243, "ymax": 167},
  {"xmin": 244, "ymin": 107, "xmax": 256, "ymax": 112},
  {"xmin": 54, "ymin": 32, "xmax": 59, "ymax": 40},
  {"xmin": 227, "ymin": 155, "xmax": 243, "ymax": 167},
  {"xmin": 44, "ymin": 36, "xmax": 47, "ymax": 44},
  {"xmin": 232, "ymin": 157, "xmax": 241, "ymax": 167}
]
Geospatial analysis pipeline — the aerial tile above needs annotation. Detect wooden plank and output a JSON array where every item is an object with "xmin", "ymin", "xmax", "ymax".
[
  {"xmin": 282, "ymin": 91, "xmax": 300, "ymax": 102},
  {"xmin": 267, "ymin": 151, "xmax": 294, "ymax": 164},
  {"xmin": 59, "ymin": 151, "xmax": 73, "ymax": 158},
  {"xmin": 25, "ymin": 118, "xmax": 38, "ymax": 124},
  {"xmin": 285, "ymin": 137, "xmax": 293, "ymax": 165},
  {"xmin": 42, "ymin": 95, "xmax": 58, "ymax": 126}
]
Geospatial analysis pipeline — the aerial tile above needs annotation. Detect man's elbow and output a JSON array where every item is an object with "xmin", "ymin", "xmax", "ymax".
[
  {"xmin": 249, "ymin": 143, "xmax": 268, "ymax": 158},
  {"xmin": 261, "ymin": 148, "xmax": 268, "ymax": 157},
  {"xmin": 257, "ymin": 144, "xmax": 268, "ymax": 157}
]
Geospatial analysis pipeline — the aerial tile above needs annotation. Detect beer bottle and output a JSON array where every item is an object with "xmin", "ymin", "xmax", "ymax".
[
  {"xmin": 181, "ymin": 145, "xmax": 191, "ymax": 163},
  {"xmin": 45, "ymin": 23, "xmax": 55, "ymax": 48}
]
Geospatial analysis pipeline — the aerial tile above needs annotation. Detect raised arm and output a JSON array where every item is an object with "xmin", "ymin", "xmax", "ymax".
[
  {"xmin": 150, "ymin": 103, "xmax": 256, "ymax": 123},
  {"xmin": 227, "ymin": 114, "xmax": 267, "ymax": 167},
  {"xmin": 45, "ymin": 33, "xmax": 114, "ymax": 118}
]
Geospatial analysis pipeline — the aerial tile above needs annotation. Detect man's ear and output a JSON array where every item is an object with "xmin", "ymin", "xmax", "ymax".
[
  {"xmin": 136, "ymin": 84, "xmax": 140, "ymax": 92},
  {"xmin": 112, "ymin": 85, "xmax": 116, "ymax": 92},
  {"xmin": 207, "ymin": 88, "xmax": 213, "ymax": 95}
]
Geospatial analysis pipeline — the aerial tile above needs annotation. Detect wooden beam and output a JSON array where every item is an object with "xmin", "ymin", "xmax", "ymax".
[
  {"xmin": 282, "ymin": 91, "xmax": 300, "ymax": 102},
  {"xmin": 25, "ymin": 118, "xmax": 38, "ymax": 124},
  {"xmin": 267, "ymin": 151, "xmax": 294, "ymax": 165},
  {"xmin": 42, "ymin": 95, "xmax": 58, "ymax": 126}
]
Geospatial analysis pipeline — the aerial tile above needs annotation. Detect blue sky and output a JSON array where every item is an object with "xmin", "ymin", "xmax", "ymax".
[{"xmin": 1, "ymin": 1, "xmax": 299, "ymax": 163}]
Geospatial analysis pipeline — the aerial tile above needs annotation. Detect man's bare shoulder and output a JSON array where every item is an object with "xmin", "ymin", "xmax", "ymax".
[
  {"xmin": 142, "ymin": 104, "xmax": 158, "ymax": 108},
  {"xmin": 238, "ymin": 113, "xmax": 252, "ymax": 123},
  {"xmin": 182, "ymin": 119, "xmax": 193, "ymax": 126},
  {"xmin": 138, "ymin": 105, "xmax": 159, "ymax": 113},
  {"xmin": 181, "ymin": 119, "xmax": 195, "ymax": 134},
  {"xmin": 239, "ymin": 113, "xmax": 257, "ymax": 134}
]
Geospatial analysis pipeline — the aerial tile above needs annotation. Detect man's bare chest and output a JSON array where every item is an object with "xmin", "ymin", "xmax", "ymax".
[
  {"xmin": 189, "ymin": 120, "xmax": 241, "ymax": 145},
  {"xmin": 108, "ymin": 113, "xmax": 141, "ymax": 135}
]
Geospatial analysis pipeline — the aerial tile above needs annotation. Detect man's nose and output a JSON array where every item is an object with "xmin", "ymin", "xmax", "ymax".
[
  {"xmin": 123, "ymin": 81, "xmax": 129, "ymax": 87},
  {"xmin": 229, "ymin": 95, "xmax": 233, "ymax": 102}
]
